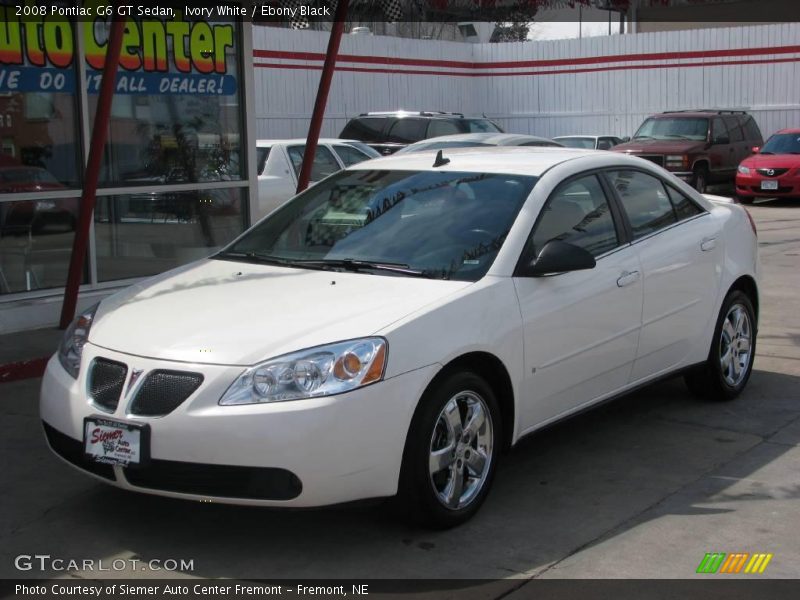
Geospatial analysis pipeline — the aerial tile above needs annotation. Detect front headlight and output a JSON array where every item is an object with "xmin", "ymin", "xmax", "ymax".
[
  {"xmin": 219, "ymin": 338, "xmax": 387, "ymax": 405},
  {"xmin": 58, "ymin": 303, "xmax": 99, "ymax": 379},
  {"xmin": 737, "ymin": 165, "xmax": 751, "ymax": 175}
]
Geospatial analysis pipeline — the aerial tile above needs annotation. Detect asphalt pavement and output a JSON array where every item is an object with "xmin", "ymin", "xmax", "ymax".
[{"xmin": 1, "ymin": 197, "xmax": 798, "ymax": 584}]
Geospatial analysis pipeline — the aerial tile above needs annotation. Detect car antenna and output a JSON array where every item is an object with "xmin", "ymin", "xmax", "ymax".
[{"xmin": 433, "ymin": 150, "xmax": 450, "ymax": 167}]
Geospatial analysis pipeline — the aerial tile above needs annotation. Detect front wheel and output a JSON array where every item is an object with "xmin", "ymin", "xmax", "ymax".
[
  {"xmin": 396, "ymin": 371, "xmax": 500, "ymax": 528},
  {"xmin": 737, "ymin": 195, "xmax": 754, "ymax": 205},
  {"xmin": 685, "ymin": 290, "xmax": 756, "ymax": 401},
  {"xmin": 692, "ymin": 164, "xmax": 709, "ymax": 194}
]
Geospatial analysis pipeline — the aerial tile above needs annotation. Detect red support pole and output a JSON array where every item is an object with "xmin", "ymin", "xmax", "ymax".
[
  {"xmin": 59, "ymin": 16, "xmax": 127, "ymax": 329},
  {"xmin": 296, "ymin": 0, "xmax": 350, "ymax": 194}
]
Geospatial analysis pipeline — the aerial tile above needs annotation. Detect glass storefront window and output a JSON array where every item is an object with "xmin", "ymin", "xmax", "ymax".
[
  {"xmin": 0, "ymin": 197, "xmax": 85, "ymax": 294},
  {"xmin": 0, "ymin": 15, "xmax": 81, "ymax": 191},
  {"xmin": 94, "ymin": 188, "xmax": 245, "ymax": 282},
  {"xmin": 85, "ymin": 19, "xmax": 244, "ymax": 186}
]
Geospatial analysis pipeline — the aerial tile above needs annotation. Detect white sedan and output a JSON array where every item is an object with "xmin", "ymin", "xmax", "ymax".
[{"xmin": 42, "ymin": 148, "xmax": 759, "ymax": 528}]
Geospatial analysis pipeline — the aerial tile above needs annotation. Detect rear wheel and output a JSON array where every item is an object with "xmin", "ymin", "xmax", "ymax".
[
  {"xmin": 685, "ymin": 290, "xmax": 756, "ymax": 401},
  {"xmin": 397, "ymin": 371, "xmax": 500, "ymax": 528}
]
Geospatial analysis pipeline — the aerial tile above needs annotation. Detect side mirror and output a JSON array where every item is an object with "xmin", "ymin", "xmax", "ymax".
[
  {"xmin": 712, "ymin": 135, "xmax": 730, "ymax": 146},
  {"xmin": 520, "ymin": 240, "xmax": 596, "ymax": 277},
  {"xmin": 751, "ymin": 146, "xmax": 760, "ymax": 154}
]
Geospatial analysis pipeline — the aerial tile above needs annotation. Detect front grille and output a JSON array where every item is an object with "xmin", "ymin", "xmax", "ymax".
[
  {"xmin": 129, "ymin": 370, "xmax": 203, "ymax": 417},
  {"xmin": 42, "ymin": 422, "xmax": 115, "ymax": 480},
  {"xmin": 756, "ymin": 168, "xmax": 789, "ymax": 177},
  {"xmin": 89, "ymin": 358, "xmax": 128, "ymax": 412},
  {"xmin": 123, "ymin": 460, "xmax": 302, "ymax": 500},
  {"xmin": 637, "ymin": 155, "xmax": 664, "ymax": 167}
]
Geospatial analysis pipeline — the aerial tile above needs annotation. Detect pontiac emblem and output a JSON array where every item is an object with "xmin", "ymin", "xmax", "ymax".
[{"xmin": 126, "ymin": 369, "xmax": 144, "ymax": 397}]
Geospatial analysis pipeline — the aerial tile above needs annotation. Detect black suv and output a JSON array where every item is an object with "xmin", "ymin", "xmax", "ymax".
[{"xmin": 339, "ymin": 111, "xmax": 504, "ymax": 155}]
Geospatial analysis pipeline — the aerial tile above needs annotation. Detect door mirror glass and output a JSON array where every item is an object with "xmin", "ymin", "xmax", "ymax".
[{"xmin": 523, "ymin": 240, "xmax": 596, "ymax": 276}]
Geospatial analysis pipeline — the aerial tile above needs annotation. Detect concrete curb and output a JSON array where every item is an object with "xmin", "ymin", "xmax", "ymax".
[{"xmin": 0, "ymin": 357, "xmax": 49, "ymax": 384}]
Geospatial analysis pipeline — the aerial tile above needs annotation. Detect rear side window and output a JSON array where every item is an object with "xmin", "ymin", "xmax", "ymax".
[
  {"xmin": 665, "ymin": 185, "xmax": 704, "ymax": 221},
  {"xmin": 256, "ymin": 147, "xmax": 270, "ymax": 175},
  {"xmin": 723, "ymin": 116, "xmax": 744, "ymax": 142},
  {"xmin": 712, "ymin": 118, "xmax": 729, "ymax": 143},
  {"xmin": 386, "ymin": 118, "xmax": 428, "ymax": 144},
  {"xmin": 333, "ymin": 144, "xmax": 372, "ymax": 167},
  {"xmin": 340, "ymin": 118, "xmax": 385, "ymax": 142},
  {"xmin": 286, "ymin": 145, "xmax": 341, "ymax": 181},
  {"xmin": 743, "ymin": 117, "xmax": 762, "ymax": 142},
  {"xmin": 463, "ymin": 119, "xmax": 502, "ymax": 133},
  {"xmin": 428, "ymin": 120, "xmax": 462, "ymax": 137},
  {"xmin": 531, "ymin": 174, "xmax": 619, "ymax": 258},
  {"xmin": 607, "ymin": 170, "xmax": 677, "ymax": 238}
]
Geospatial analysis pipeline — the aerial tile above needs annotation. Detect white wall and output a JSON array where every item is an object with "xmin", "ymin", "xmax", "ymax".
[{"xmin": 253, "ymin": 23, "xmax": 800, "ymax": 141}]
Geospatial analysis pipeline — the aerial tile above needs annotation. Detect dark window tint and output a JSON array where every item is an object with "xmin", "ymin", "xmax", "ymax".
[
  {"xmin": 333, "ymin": 145, "xmax": 372, "ymax": 167},
  {"xmin": 712, "ymin": 118, "xmax": 729, "ymax": 143},
  {"xmin": 665, "ymin": 185, "xmax": 704, "ymax": 220},
  {"xmin": 428, "ymin": 120, "xmax": 462, "ymax": 137},
  {"xmin": 760, "ymin": 133, "xmax": 800, "ymax": 154},
  {"xmin": 463, "ymin": 119, "xmax": 502, "ymax": 133},
  {"xmin": 286, "ymin": 146, "xmax": 341, "ymax": 181},
  {"xmin": 607, "ymin": 170, "xmax": 677, "ymax": 238},
  {"xmin": 386, "ymin": 119, "xmax": 428, "ymax": 144},
  {"xmin": 531, "ymin": 174, "xmax": 619, "ymax": 258},
  {"xmin": 723, "ymin": 116, "xmax": 744, "ymax": 142},
  {"xmin": 597, "ymin": 137, "xmax": 618, "ymax": 150},
  {"xmin": 743, "ymin": 117, "xmax": 763, "ymax": 142},
  {"xmin": 557, "ymin": 137, "xmax": 595, "ymax": 149},
  {"xmin": 340, "ymin": 118, "xmax": 386, "ymax": 142},
  {"xmin": 256, "ymin": 147, "xmax": 270, "ymax": 175}
]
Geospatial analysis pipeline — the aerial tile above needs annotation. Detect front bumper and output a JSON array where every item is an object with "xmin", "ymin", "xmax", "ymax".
[
  {"xmin": 736, "ymin": 173, "xmax": 800, "ymax": 197},
  {"xmin": 40, "ymin": 344, "xmax": 438, "ymax": 507}
]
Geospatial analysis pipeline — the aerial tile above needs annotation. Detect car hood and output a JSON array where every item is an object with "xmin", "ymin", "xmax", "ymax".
[
  {"xmin": 89, "ymin": 259, "xmax": 471, "ymax": 365},
  {"xmin": 740, "ymin": 154, "xmax": 800, "ymax": 169},
  {"xmin": 613, "ymin": 139, "xmax": 706, "ymax": 154}
]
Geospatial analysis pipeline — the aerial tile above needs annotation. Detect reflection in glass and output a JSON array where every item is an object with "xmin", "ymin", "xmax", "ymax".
[
  {"xmin": 95, "ymin": 189, "xmax": 245, "ymax": 282},
  {"xmin": 0, "ymin": 197, "xmax": 83, "ymax": 294}
]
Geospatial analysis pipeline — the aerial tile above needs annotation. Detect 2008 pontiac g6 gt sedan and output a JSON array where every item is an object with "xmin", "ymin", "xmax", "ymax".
[{"xmin": 42, "ymin": 148, "xmax": 760, "ymax": 528}]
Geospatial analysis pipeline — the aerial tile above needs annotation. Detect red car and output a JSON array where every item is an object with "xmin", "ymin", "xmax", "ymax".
[{"xmin": 736, "ymin": 129, "xmax": 800, "ymax": 203}]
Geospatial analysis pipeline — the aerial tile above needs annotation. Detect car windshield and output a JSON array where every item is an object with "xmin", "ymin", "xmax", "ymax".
[
  {"xmin": 218, "ymin": 169, "xmax": 537, "ymax": 281},
  {"xmin": 556, "ymin": 137, "xmax": 595, "ymax": 149},
  {"xmin": 760, "ymin": 133, "xmax": 800, "ymax": 154},
  {"xmin": 463, "ymin": 119, "xmax": 502, "ymax": 133},
  {"xmin": 633, "ymin": 117, "xmax": 709, "ymax": 141}
]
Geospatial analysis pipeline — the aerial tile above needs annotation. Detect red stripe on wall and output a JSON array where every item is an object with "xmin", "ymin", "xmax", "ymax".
[
  {"xmin": 254, "ymin": 55, "xmax": 800, "ymax": 78},
  {"xmin": 253, "ymin": 44, "xmax": 800, "ymax": 71}
]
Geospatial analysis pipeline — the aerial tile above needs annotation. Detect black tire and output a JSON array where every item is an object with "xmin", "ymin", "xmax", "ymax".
[
  {"xmin": 396, "ymin": 371, "xmax": 501, "ymax": 529},
  {"xmin": 692, "ymin": 164, "xmax": 709, "ymax": 194},
  {"xmin": 684, "ymin": 290, "xmax": 756, "ymax": 401},
  {"xmin": 737, "ymin": 196, "xmax": 754, "ymax": 205}
]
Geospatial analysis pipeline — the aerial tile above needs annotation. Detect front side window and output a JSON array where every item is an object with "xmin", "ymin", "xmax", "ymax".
[
  {"xmin": 634, "ymin": 118, "xmax": 709, "ymax": 142},
  {"xmin": 712, "ymin": 118, "xmax": 729, "ymax": 143},
  {"xmin": 607, "ymin": 170, "xmax": 677, "ymax": 238},
  {"xmin": 220, "ymin": 170, "xmax": 537, "ymax": 281},
  {"xmin": 287, "ymin": 146, "xmax": 340, "ymax": 181},
  {"xmin": 530, "ymin": 174, "xmax": 619, "ymax": 258}
]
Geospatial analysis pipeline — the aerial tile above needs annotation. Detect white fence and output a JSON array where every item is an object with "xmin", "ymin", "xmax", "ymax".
[{"xmin": 252, "ymin": 23, "xmax": 800, "ymax": 140}]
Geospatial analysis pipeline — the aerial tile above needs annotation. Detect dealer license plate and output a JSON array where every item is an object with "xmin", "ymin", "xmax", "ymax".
[
  {"xmin": 761, "ymin": 180, "xmax": 779, "ymax": 190},
  {"xmin": 83, "ymin": 417, "xmax": 149, "ymax": 467}
]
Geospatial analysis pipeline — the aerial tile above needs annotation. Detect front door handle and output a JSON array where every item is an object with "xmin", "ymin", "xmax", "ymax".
[
  {"xmin": 701, "ymin": 236, "xmax": 717, "ymax": 251},
  {"xmin": 617, "ymin": 270, "xmax": 640, "ymax": 287}
]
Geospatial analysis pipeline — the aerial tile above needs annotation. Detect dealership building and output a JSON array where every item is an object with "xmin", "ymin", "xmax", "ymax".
[{"xmin": 0, "ymin": 11, "xmax": 257, "ymax": 332}]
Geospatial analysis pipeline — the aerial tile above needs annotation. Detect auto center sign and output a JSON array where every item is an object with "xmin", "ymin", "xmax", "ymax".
[{"xmin": 0, "ymin": 1, "xmax": 237, "ymax": 95}]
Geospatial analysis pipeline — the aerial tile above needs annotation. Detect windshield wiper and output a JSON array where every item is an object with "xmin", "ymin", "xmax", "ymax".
[
  {"xmin": 290, "ymin": 258, "xmax": 429, "ymax": 278},
  {"xmin": 663, "ymin": 134, "xmax": 691, "ymax": 140},
  {"xmin": 214, "ymin": 251, "xmax": 294, "ymax": 266}
]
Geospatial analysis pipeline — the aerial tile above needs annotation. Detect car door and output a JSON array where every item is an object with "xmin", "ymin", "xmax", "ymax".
[
  {"xmin": 604, "ymin": 169, "xmax": 721, "ymax": 382},
  {"xmin": 710, "ymin": 117, "xmax": 735, "ymax": 180},
  {"xmin": 513, "ymin": 173, "xmax": 644, "ymax": 431}
]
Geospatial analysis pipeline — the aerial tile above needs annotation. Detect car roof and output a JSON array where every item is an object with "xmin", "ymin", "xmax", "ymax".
[
  {"xmin": 407, "ymin": 133, "xmax": 557, "ymax": 146},
  {"xmin": 256, "ymin": 138, "xmax": 361, "ymax": 147},
  {"xmin": 347, "ymin": 146, "xmax": 614, "ymax": 176},
  {"xmin": 774, "ymin": 128, "xmax": 800, "ymax": 135},
  {"xmin": 652, "ymin": 111, "xmax": 744, "ymax": 119}
]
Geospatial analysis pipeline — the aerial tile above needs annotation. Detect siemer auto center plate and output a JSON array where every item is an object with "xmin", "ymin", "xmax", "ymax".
[{"xmin": 83, "ymin": 417, "xmax": 150, "ymax": 467}]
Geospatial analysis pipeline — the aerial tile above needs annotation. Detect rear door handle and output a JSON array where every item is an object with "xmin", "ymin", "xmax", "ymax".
[
  {"xmin": 701, "ymin": 237, "xmax": 717, "ymax": 251},
  {"xmin": 617, "ymin": 270, "xmax": 640, "ymax": 287}
]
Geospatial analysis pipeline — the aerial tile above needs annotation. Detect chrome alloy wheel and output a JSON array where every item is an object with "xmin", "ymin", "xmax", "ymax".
[
  {"xmin": 428, "ymin": 391, "xmax": 494, "ymax": 510},
  {"xmin": 720, "ymin": 303, "xmax": 753, "ymax": 387}
]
